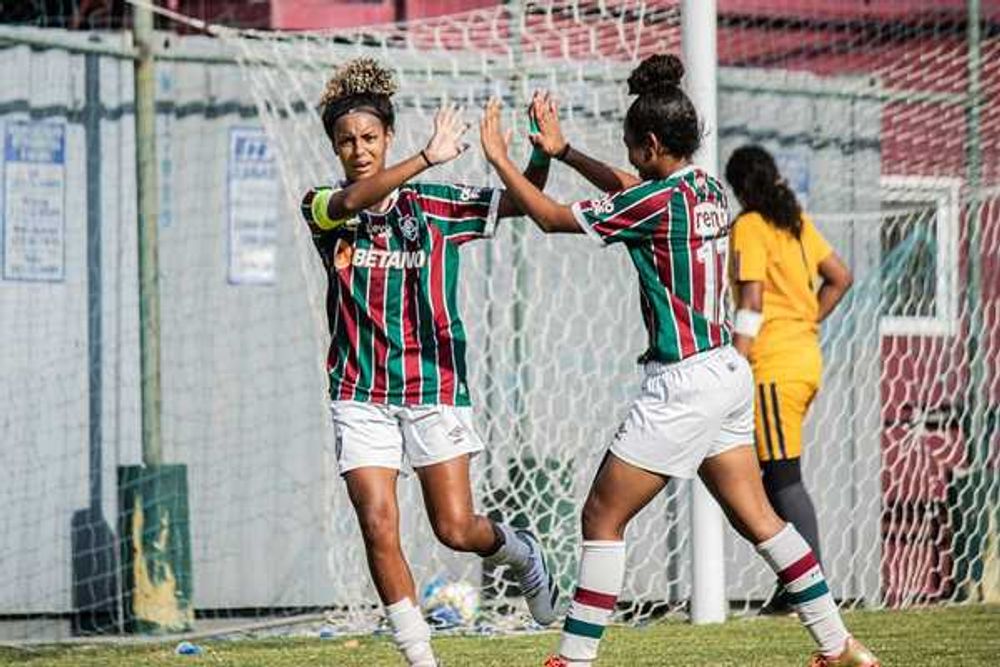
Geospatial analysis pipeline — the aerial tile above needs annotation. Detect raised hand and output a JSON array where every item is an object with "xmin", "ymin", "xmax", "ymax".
[
  {"xmin": 528, "ymin": 90, "xmax": 567, "ymax": 158},
  {"xmin": 423, "ymin": 103, "xmax": 471, "ymax": 165},
  {"xmin": 479, "ymin": 97, "xmax": 512, "ymax": 165}
]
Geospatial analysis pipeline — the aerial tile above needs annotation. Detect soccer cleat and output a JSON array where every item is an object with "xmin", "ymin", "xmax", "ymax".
[
  {"xmin": 543, "ymin": 656, "xmax": 569, "ymax": 667},
  {"xmin": 515, "ymin": 529, "xmax": 560, "ymax": 626},
  {"xmin": 807, "ymin": 637, "xmax": 880, "ymax": 667}
]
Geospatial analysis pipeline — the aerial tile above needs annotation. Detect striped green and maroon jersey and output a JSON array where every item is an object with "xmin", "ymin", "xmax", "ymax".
[
  {"xmin": 301, "ymin": 182, "xmax": 501, "ymax": 406},
  {"xmin": 570, "ymin": 166, "xmax": 733, "ymax": 363}
]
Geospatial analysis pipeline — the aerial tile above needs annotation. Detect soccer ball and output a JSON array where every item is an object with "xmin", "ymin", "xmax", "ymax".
[{"xmin": 420, "ymin": 576, "xmax": 480, "ymax": 628}]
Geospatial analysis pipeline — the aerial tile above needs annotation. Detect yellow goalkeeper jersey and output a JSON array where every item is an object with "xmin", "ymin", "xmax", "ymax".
[{"xmin": 730, "ymin": 211, "xmax": 833, "ymax": 383}]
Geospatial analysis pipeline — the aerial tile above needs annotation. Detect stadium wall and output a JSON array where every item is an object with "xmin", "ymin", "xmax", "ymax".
[{"xmin": 0, "ymin": 31, "xmax": 333, "ymax": 617}]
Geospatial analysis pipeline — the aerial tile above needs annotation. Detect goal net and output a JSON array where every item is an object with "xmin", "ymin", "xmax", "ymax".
[{"xmin": 0, "ymin": 0, "xmax": 997, "ymax": 642}]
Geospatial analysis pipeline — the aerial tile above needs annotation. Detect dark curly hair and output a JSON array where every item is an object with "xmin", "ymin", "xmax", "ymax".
[
  {"xmin": 320, "ymin": 58, "xmax": 397, "ymax": 141},
  {"xmin": 624, "ymin": 54, "xmax": 701, "ymax": 160},
  {"xmin": 725, "ymin": 145, "xmax": 803, "ymax": 237}
]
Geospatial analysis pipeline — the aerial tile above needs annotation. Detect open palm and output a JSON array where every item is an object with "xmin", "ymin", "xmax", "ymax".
[
  {"xmin": 529, "ymin": 91, "xmax": 567, "ymax": 158},
  {"xmin": 423, "ymin": 103, "xmax": 470, "ymax": 165}
]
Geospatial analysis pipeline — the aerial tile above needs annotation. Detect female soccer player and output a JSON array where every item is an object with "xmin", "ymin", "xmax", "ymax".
[
  {"xmin": 479, "ymin": 54, "xmax": 878, "ymax": 667},
  {"xmin": 301, "ymin": 58, "xmax": 558, "ymax": 667},
  {"xmin": 725, "ymin": 145, "xmax": 854, "ymax": 615}
]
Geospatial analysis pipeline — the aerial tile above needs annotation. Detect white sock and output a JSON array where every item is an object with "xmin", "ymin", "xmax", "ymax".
[
  {"xmin": 484, "ymin": 522, "xmax": 532, "ymax": 571},
  {"xmin": 756, "ymin": 524, "xmax": 849, "ymax": 656},
  {"xmin": 557, "ymin": 540, "xmax": 626, "ymax": 664},
  {"xmin": 386, "ymin": 598, "xmax": 436, "ymax": 667}
]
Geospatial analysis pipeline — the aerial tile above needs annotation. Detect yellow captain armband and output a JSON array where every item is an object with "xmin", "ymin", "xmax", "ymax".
[{"xmin": 302, "ymin": 187, "xmax": 348, "ymax": 231}]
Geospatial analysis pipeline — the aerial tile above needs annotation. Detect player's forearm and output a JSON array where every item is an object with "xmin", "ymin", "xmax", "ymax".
[
  {"xmin": 817, "ymin": 280, "xmax": 851, "ymax": 322},
  {"xmin": 525, "ymin": 153, "xmax": 551, "ymax": 191},
  {"xmin": 498, "ymin": 157, "xmax": 551, "ymax": 218},
  {"xmin": 330, "ymin": 153, "xmax": 430, "ymax": 218},
  {"xmin": 561, "ymin": 145, "xmax": 641, "ymax": 193},
  {"xmin": 492, "ymin": 156, "xmax": 577, "ymax": 233},
  {"xmin": 733, "ymin": 281, "xmax": 764, "ymax": 358},
  {"xmin": 815, "ymin": 252, "xmax": 852, "ymax": 322}
]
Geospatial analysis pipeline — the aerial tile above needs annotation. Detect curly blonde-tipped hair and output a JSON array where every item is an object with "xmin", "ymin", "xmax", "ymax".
[{"xmin": 320, "ymin": 57, "xmax": 398, "ymax": 107}]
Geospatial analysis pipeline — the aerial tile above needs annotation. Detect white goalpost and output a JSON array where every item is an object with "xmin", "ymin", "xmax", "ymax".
[{"xmin": 681, "ymin": 0, "xmax": 728, "ymax": 626}]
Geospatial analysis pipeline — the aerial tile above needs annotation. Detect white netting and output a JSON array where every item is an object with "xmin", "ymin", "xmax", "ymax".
[
  {"xmin": 1, "ymin": 0, "xmax": 997, "ymax": 643},
  {"xmin": 218, "ymin": 1, "xmax": 705, "ymax": 633},
  {"xmin": 221, "ymin": 8, "xmax": 690, "ymax": 633},
  {"xmin": 714, "ymin": 3, "xmax": 1000, "ymax": 611},
  {"xmin": 222, "ymin": 0, "xmax": 1000, "ymax": 625}
]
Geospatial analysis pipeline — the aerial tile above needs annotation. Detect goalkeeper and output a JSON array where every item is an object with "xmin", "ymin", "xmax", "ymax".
[
  {"xmin": 301, "ymin": 58, "xmax": 558, "ymax": 667},
  {"xmin": 725, "ymin": 145, "xmax": 854, "ymax": 616}
]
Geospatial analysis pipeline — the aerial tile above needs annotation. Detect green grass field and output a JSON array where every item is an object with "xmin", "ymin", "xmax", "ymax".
[{"xmin": 2, "ymin": 605, "xmax": 998, "ymax": 666}]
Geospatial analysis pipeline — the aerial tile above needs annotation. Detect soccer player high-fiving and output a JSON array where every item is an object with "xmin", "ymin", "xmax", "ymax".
[
  {"xmin": 480, "ymin": 54, "xmax": 879, "ymax": 667},
  {"xmin": 302, "ymin": 58, "xmax": 558, "ymax": 667}
]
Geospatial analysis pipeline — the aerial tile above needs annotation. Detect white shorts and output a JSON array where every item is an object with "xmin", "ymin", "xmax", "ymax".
[
  {"xmin": 608, "ymin": 345, "xmax": 755, "ymax": 479},
  {"xmin": 330, "ymin": 401, "xmax": 485, "ymax": 475}
]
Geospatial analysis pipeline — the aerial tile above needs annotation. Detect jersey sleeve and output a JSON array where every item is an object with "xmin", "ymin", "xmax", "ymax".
[
  {"xmin": 730, "ymin": 212, "xmax": 769, "ymax": 282},
  {"xmin": 409, "ymin": 182, "xmax": 502, "ymax": 245},
  {"xmin": 800, "ymin": 215, "xmax": 834, "ymax": 268},
  {"xmin": 569, "ymin": 180, "xmax": 672, "ymax": 245}
]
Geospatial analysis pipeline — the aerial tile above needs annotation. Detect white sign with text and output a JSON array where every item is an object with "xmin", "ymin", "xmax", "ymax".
[
  {"xmin": 3, "ymin": 121, "xmax": 66, "ymax": 282},
  {"xmin": 228, "ymin": 127, "xmax": 279, "ymax": 285}
]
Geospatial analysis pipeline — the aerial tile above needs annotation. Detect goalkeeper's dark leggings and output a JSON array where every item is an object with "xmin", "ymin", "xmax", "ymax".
[{"xmin": 761, "ymin": 457, "xmax": 822, "ymax": 565}]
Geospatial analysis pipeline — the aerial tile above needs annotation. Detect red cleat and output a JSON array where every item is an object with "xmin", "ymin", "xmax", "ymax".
[{"xmin": 543, "ymin": 656, "xmax": 569, "ymax": 667}]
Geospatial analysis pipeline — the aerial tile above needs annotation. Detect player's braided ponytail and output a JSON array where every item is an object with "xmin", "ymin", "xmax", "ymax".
[
  {"xmin": 724, "ymin": 145, "xmax": 804, "ymax": 238},
  {"xmin": 320, "ymin": 58, "xmax": 398, "ymax": 141},
  {"xmin": 625, "ymin": 54, "xmax": 702, "ymax": 159}
]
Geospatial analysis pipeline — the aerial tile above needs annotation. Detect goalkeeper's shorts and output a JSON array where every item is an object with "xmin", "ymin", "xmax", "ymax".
[
  {"xmin": 608, "ymin": 345, "xmax": 755, "ymax": 479},
  {"xmin": 753, "ymin": 380, "xmax": 819, "ymax": 462},
  {"xmin": 330, "ymin": 400, "xmax": 485, "ymax": 475}
]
